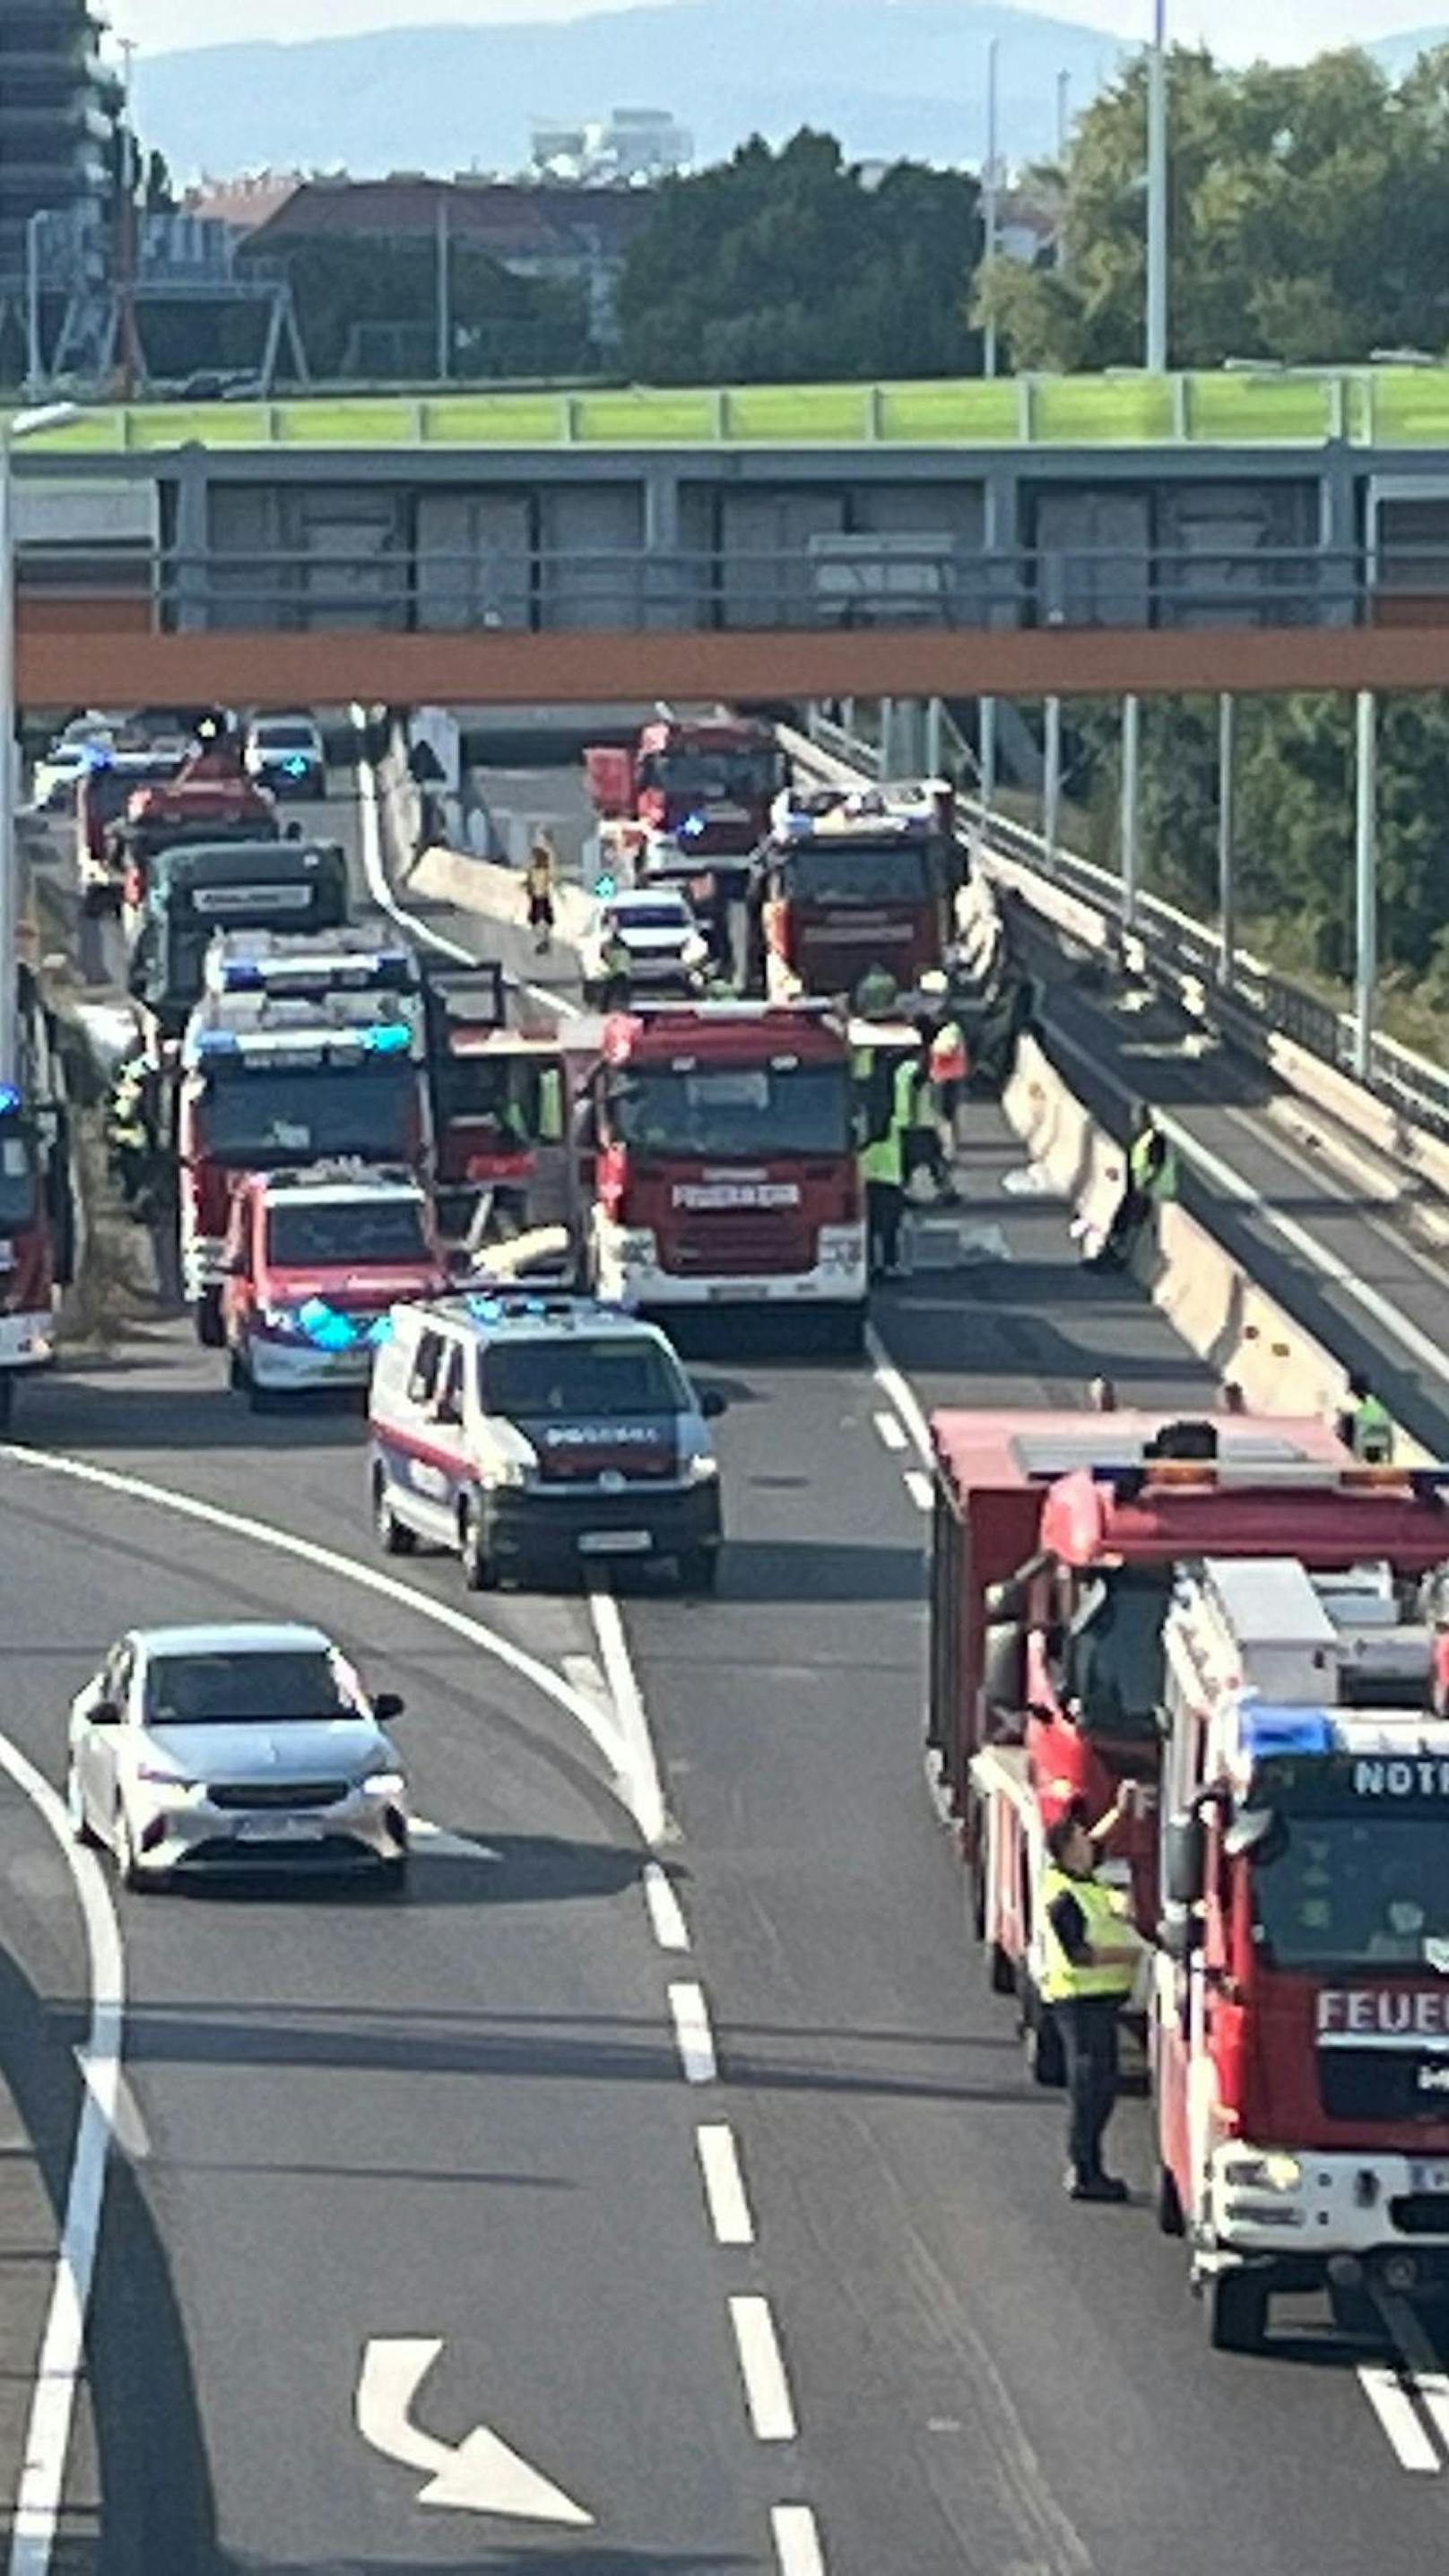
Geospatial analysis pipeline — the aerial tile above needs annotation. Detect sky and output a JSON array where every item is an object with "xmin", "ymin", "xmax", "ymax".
[{"xmin": 110, "ymin": 0, "xmax": 1441, "ymax": 56}]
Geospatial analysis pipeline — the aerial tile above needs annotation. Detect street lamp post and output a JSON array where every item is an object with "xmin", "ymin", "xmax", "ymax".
[
  {"xmin": 0, "ymin": 405, "xmax": 82, "ymax": 1092},
  {"xmin": 983, "ymin": 37, "xmax": 1002, "ymax": 381},
  {"xmin": 1146, "ymin": 0, "xmax": 1168, "ymax": 371}
]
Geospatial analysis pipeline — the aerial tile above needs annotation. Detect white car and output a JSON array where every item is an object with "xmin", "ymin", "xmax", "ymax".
[
  {"xmin": 581, "ymin": 887, "xmax": 709, "ymax": 1002},
  {"xmin": 66, "ymin": 1621, "xmax": 410, "ymax": 1891},
  {"xmin": 244, "ymin": 715, "xmax": 327, "ymax": 797}
]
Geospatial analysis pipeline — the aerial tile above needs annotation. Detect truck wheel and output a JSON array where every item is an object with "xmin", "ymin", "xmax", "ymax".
[
  {"xmin": 0, "ymin": 1373, "xmax": 13, "ymax": 1435},
  {"xmin": 987, "ymin": 1938, "xmax": 1016, "ymax": 1997},
  {"xmin": 459, "ymin": 1499, "xmax": 494, "ymax": 1592},
  {"xmin": 194, "ymin": 1288, "xmax": 224, "ymax": 1349},
  {"xmin": 1023, "ymin": 1990, "xmax": 1066, "ymax": 2088},
  {"xmin": 1207, "ymin": 2271, "xmax": 1268, "ymax": 2355},
  {"xmin": 679, "ymin": 1546, "xmax": 720, "ymax": 1596},
  {"xmin": 373, "ymin": 1470, "xmax": 416, "ymax": 1557},
  {"xmin": 1155, "ymin": 2164, "xmax": 1185, "ymax": 2238}
]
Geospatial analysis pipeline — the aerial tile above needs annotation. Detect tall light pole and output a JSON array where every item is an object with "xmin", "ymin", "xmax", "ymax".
[
  {"xmin": 983, "ymin": 37, "xmax": 1002, "ymax": 381},
  {"xmin": 435, "ymin": 189, "xmax": 451, "ymax": 383},
  {"xmin": 0, "ymin": 406, "xmax": 81, "ymax": 1090},
  {"xmin": 1146, "ymin": 0, "xmax": 1168, "ymax": 371}
]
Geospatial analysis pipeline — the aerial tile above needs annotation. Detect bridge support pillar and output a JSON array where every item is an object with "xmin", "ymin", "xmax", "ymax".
[
  {"xmin": 642, "ymin": 465, "xmax": 684, "ymax": 629},
  {"xmin": 1318, "ymin": 439, "xmax": 1358, "ymax": 628},
  {"xmin": 170, "ymin": 443, "xmax": 211, "ymax": 632}
]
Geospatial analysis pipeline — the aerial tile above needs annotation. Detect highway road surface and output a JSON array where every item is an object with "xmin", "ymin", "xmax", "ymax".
[{"xmin": 6, "ymin": 745, "xmax": 1449, "ymax": 2572}]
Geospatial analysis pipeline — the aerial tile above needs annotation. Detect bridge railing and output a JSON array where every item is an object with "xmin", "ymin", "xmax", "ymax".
[
  {"xmin": 793, "ymin": 713, "xmax": 1449, "ymax": 1145},
  {"xmin": 24, "ymin": 534, "xmax": 1449, "ymax": 635}
]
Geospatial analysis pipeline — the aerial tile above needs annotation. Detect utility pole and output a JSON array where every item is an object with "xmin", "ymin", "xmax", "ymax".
[
  {"xmin": 116, "ymin": 37, "xmax": 141, "ymax": 401},
  {"xmin": 1056, "ymin": 68, "xmax": 1072, "ymax": 159},
  {"xmin": 435, "ymin": 189, "xmax": 451, "ymax": 383},
  {"xmin": 24, "ymin": 214, "xmax": 47, "ymax": 397},
  {"xmin": 1217, "ymin": 692, "xmax": 1236, "ymax": 988},
  {"xmin": 1146, "ymin": 0, "xmax": 1168, "ymax": 371},
  {"xmin": 1121, "ymin": 694, "xmax": 1141, "ymax": 930},
  {"xmin": 1354, "ymin": 690, "xmax": 1377, "ymax": 1082},
  {"xmin": 1044, "ymin": 696, "xmax": 1063, "ymax": 867},
  {"xmin": 983, "ymin": 36, "xmax": 1002, "ymax": 381}
]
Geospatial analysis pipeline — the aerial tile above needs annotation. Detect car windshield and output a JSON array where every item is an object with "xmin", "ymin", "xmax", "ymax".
[
  {"xmin": 482, "ymin": 1336, "xmax": 686, "ymax": 1418},
  {"xmin": 1252, "ymin": 1814, "xmax": 1449, "ymax": 1970},
  {"xmin": 0, "ymin": 1133, "xmax": 34, "ymax": 1230},
  {"xmin": 199, "ymin": 1064, "xmax": 417, "ymax": 1164},
  {"xmin": 144, "ymin": 1648, "xmax": 349, "ymax": 1725},
  {"xmin": 657, "ymin": 751, "xmax": 775, "ymax": 800},
  {"xmin": 1066, "ymin": 1568, "xmax": 1171, "ymax": 1739},
  {"xmin": 784, "ymin": 841, "xmax": 934, "ymax": 906},
  {"xmin": 266, "ymin": 1199, "xmax": 427, "ymax": 1267},
  {"xmin": 615, "ymin": 904, "xmax": 690, "ymax": 933},
  {"xmin": 255, "ymin": 724, "xmax": 317, "ymax": 751},
  {"xmin": 610, "ymin": 1061, "xmax": 850, "ymax": 1158}
]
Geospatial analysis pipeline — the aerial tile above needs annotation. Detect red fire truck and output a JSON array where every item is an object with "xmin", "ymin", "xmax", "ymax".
[
  {"xmin": 585, "ymin": 1002, "xmax": 865, "ymax": 1336},
  {"xmin": 1153, "ymin": 1550, "xmax": 1449, "ymax": 2349},
  {"xmin": 178, "ymin": 934, "xmax": 430, "ymax": 1343},
  {"xmin": 585, "ymin": 712, "xmax": 785, "ymax": 867},
  {"xmin": 924, "ymin": 1411, "xmax": 1449, "ymax": 2056},
  {"xmin": 751, "ymin": 782, "xmax": 961, "ymax": 1002},
  {"xmin": 0, "ymin": 974, "xmax": 76, "ymax": 1430}
]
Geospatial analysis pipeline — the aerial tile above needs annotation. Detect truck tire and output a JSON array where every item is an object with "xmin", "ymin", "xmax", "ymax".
[
  {"xmin": 194, "ymin": 1287, "xmax": 224, "ymax": 1349},
  {"xmin": 373, "ymin": 1469, "xmax": 416, "ymax": 1557},
  {"xmin": 0, "ymin": 1372, "xmax": 13, "ymax": 1435},
  {"xmin": 679, "ymin": 1546, "xmax": 720, "ymax": 1595},
  {"xmin": 459, "ymin": 1497, "xmax": 494, "ymax": 1592},
  {"xmin": 1155, "ymin": 2163, "xmax": 1185, "ymax": 2238},
  {"xmin": 1207, "ymin": 2271, "xmax": 1268, "ymax": 2355}
]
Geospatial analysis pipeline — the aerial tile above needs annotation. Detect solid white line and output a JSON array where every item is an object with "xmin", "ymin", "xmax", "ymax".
[
  {"xmin": 864, "ymin": 1322, "xmax": 933, "ymax": 1466},
  {"xmin": 0, "ymin": 1733, "xmax": 125, "ymax": 2576},
  {"xmin": 586, "ymin": 1583, "xmax": 670, "ymax": 1847},
  {"xmin": 1358, "ymin": 2365, "xmax": 1442, "ymax": 2474},
  {"xmin": 70, "ymin": 2048, "xmax": 148, "ymax": 2163},
  {"xmin": 903, "ymin": 1469, "xmax": 934, "ymax": 1514},
  {"xmin": 771, "ymin": 2503, "xmax": 828, "ymax": 2576},
  {"xmin": 0, "ymin": 1444, "xmax": 661, "ymax": 1844},
  {"xmin": 729, "ymin": 2295, "xmax": 797, "ymax": 2442},
  {"xmin": 872, "ymin": 1410, "xmax": 907, "ymax": 1453},
  {"xmin": 696, "ymin": 2122, "xmax": 756, "ymax": 2246},
  {"xmin": 1375, "ymin": 2288, "xmax": 1449, "ymax": 2456},
  {"xmin": 1049, "ymin": 1019, "xmax": 1449, "ymax": 1403},
  {"xmin": 668, "ymin": 1981, "xmax": 718, "ymax": 2085},
  {"xmin": 643, "ymin": 1860, "xmax": 690, "ymax": 1952}
]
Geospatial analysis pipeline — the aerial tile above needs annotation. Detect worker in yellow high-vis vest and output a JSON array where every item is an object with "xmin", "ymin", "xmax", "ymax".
[{"xmin": 1041, "ymin": 1797, "xmax": 1145, "ymax": 2202}]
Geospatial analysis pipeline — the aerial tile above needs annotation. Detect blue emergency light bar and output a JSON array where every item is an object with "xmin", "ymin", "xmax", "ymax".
[
  {"xmin": 362, "ymin": 1022, "xmax": 411, "ymax": 1054},
  {"xmin": 296, "ymin": 1297, "xmax": 394, "ymax": 1352},
  {"xmin": 0, "ymin": 1082, "xmax": 20, "ymax": 1115},
  {"xmin": 1238, "ymin": 1707, "xmax": 1336, "ymax": 1762}
]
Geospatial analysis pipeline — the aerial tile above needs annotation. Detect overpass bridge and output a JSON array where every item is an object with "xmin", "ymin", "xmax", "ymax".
[{"xmin": 14, "ymin": 367, "xmax": 1449, "ymax": 701}]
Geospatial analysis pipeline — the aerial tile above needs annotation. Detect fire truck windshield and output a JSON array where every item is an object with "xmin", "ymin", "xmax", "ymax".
[
  {"xmin": 1063, "ymin": 1567, "xmax": 1171, "ymax": 1739},
  {"xmin": 654, "ymin": 751, "xmax": 777, "ymax": 801},
  {"xmin": 1250, "ymin": 1808, "xmax": 1449, "ymax": 1972},
  {"xmin": 611, "ymin": 1061, "xmax": 850, "ymax": 1159},
  {"xmin": 199, "ymin": 1064, "xmax": 417, "ymax": 1164},
  {"xmin": 784, "ymin": 842, "xmax": 933, "ymax": 906},
  {"xmin": 0, "ymin": 1132, "xmax": 34, "ymax": 1229}
]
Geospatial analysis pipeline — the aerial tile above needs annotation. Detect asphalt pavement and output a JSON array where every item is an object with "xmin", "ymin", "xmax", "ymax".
[{"xmin": 6, "ymin": 754, "xmax": 1449, "ymax": 2572}]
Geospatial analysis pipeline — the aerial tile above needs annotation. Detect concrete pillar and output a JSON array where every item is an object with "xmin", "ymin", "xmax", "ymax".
[
  {"xmin": 642, "ymin": 464, "xmax": 683, "ymax": 629},
  {"xmin": 170, "ymin": 442, "xmax": 211, "ymax": 632},
  {"xmin": 1317, "ymin": 439, "xmax": 1358, "ymax": 630}
]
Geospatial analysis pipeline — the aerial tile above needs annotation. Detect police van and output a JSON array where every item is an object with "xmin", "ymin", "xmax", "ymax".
[{"xmin": 368, "ymin": 1293, "xmax": 724, "ymax": 1591}]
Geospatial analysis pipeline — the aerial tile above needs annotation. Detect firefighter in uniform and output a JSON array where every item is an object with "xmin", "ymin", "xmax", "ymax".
[
  {"xmin": 1041, "ymin": 1798, "xmax": 1144, "ymax": 2202},
  {"xmin": 1090, "ymin": 1104, "xmax": 1177, "ymax": 1271},
  {"xmin": 854, "ymin": 963, "xmax": 899, "ymax": 1019},
  {"xmin": 1336, "ymin": 1371, "xmax": 1394, "ymax": 1463},
  {"xmin": 857, "ymin": 1048, "xmax": 915, "ymax": 1281},
  {"xmin": 599, "ymin": 926, "xmax": 634, "ymax": 1013},
  {"xmin": 107, "ymin": 1047, "xmax": 161, "ymax": 1212}
]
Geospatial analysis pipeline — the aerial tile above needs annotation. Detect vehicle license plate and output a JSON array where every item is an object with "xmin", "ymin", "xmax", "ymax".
[
  {"xmin": 577, "ymin": 1530, "xmax": 653, "ymax": 1555},
  {"xmin": 235, "ymin": 1813, "xmax": 326, "ymax": 1842}
]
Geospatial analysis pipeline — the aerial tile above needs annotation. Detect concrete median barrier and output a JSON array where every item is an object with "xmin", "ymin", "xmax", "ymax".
[{"xmin": 410, "ymin": 842, "xmax": 594, "ymax": 950}]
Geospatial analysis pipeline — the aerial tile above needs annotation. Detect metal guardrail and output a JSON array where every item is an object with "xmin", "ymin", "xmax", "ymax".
[{"xmin": 797, "ymin": 712, "xmax": 1449, "ymax": 1147}]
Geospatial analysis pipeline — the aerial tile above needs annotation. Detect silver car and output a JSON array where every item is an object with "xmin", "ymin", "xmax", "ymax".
[{"xmin": 66, "ymin": 1621, "xmax": 410, "ymax": 1892}]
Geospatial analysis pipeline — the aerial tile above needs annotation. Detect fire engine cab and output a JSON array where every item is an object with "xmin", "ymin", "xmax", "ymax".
[{"xmin": 1155, "ymin": 1548, "xmax": 1449, "ymax": 2351}]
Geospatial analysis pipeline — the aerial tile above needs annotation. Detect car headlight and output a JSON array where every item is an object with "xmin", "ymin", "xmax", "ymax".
[
  {"xmin": 613, "ymin": 1228, "xmax": 657, "ymax": 1267},
  {"xmin": 1223, "ymin": 2152, "xmax": 1302, "ymax": 2193},
  {"xmin": 483, "ymin": 1457, "xmax": 534, "ymax": 1490},
  {"xmin": 684, "ymin": 1452, "xmax": 720, "ymax": 1485},
  {"xmin": 360, "ymin": 1770, "xmax": 405, "ymax": 1799},
  {"xmin": 681, "ymin": 933, "xmax": 708, "ymax": 967}
]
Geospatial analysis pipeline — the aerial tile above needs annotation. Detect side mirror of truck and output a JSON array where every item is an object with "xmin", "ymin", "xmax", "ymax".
[
  {"xmin": 698, "ymin": 1388, "xmax": 726, "ymax": 1420},
  {"xmin": 1162, "ymin": 1811, "xmax": 1205, "ymax": 1909},
  {"xmin": 89, "ymin": 1698, "xmax": 122, "ymax": 1729},
  {"xmin": 372, "ymin": 1691, "xmax": 404, "ymax": 1723}
]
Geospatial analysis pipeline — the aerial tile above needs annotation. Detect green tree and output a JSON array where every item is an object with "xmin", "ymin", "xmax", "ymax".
[{"xmin": 618, "ymin": 131, "xmax": 982, "ymax": 384}]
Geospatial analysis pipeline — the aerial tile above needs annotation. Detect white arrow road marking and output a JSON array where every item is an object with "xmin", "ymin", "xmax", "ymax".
[{"xmin": 355, "ymin": 2337, "xmax": 592, "ymax": 2525}]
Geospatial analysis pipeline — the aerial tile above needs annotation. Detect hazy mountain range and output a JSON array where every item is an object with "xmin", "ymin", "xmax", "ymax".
[{"xmin": 131, "ymin": 3, "xmax": 1449, "ymax": 185}]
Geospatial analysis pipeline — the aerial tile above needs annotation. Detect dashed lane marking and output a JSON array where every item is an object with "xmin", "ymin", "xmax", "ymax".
[
  {"xmin": 872, "ymin": 1411, "xmax": 907, "ymax": 1453},
  {"xmin": 643, "ymin": 1860, "xmax": 691, "ymax": 1952},
  {"xmin": 903, "ymin": 1469, "xmax": 934, "ymax": 1514},
  {"xmin": 864, "ymin": 1323, "xmax": 933, "ymax": 1467},
  {"xmin": 1358, "ymin": 2365, "xmax": 1442, "ymax": 2474},
  {"xmin": 696, "ymin": 2123, "xmax": 756, "ymax": 2247},
  {"xmin": 729, "ymin": 2296, "xmax": 797, "ymax": 2442},
  {"xmin": 668, "ymin": 1982, "xmax": 718, "ymax": 2085},
  {"xmin": 771, "ymin": 2504, "xmax": 828, "ymax": 2574}
]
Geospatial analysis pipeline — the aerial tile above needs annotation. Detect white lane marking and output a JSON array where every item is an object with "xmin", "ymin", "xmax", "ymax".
[
  {"xmin": 71, "ymin": 2046, "xmax": 148, "ymax": 2162},
  {"xmin": 350, "ymin": 707, "xmax": 582, "ymax": 1023},
  {"xmin": 561, "ymin": 1652, "xmax": 609, "ymax": 1707},
  {"xmin": 0, "ymin": 1732, "xmax": 125, "ymax": 2576},
  {"xmin": 0, "ymin": 1445, "xmax": 661, "ymax": 1845},
  {"xmin": 1358, "ymin": 2365, "xmax": 1442, "ymax": 2474},
  {"xmin": 864, "ymin": 1322, "xmax": 933, "ymax": 1466},
  {"xmin": 668, "ymin": 1981, "xmax": 718, "ymax": 2084},
  {"xmin": 729, "ymin": 2295, "xmax": 798, "ymax": 2442},
  {"xmin": 643, "ymin": 1860, "xmax": 690, "ymax": 1952},
  {"xmin": 903, "ymin": 1469, "xmax": 934, "ymax": 1514},
  {"xmin": 696, "ymin": 2122, "xmax": 756, "ymax": 2246},
  {"xmin": 586, "ymin": 1583, "xmax": 670, "ymax": 1847},
  {"xmin": 771, "ymin": 2503, "xmax": 828, "ymax": 2575},
  {"xmin": 872, "ymin": 1410, "xmax": 907, "ymax": 1453},
  {"xmin": 1375, "ymin": 2289, "xmax": 1449, "ymax": 2457},
  {"xmin": 355, "ymin": 2337, "xmax": 592, "ymax": 2522},
  {"xmin": 1048, "ymin": 1019, "xmax": 1449, "ymax": 1404}
]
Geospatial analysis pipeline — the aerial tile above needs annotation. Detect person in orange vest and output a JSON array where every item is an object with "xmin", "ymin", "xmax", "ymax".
[{"xmin": 928, "ymin": 1008, "xmax": 969, "ymax": 1153}]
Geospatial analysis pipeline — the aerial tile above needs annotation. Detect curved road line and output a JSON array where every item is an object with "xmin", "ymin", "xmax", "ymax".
[
  {"xmin": 0, "ymin": 1732, "xmax": 124, "ymax": 2576},
  {"xmin": 0, "ymin": 1443, "xmax": 668, "ymax": 1843}
]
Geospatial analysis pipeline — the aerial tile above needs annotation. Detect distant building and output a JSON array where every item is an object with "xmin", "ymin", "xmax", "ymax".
[
  {"xmin": 529, "ymin": 108, "xmax": 691, "ymax": 186},
  {"xmin": 240, "ymin": 174, "xmax": 656, "ymax": 351},
  {"xmin": 0, "ymin": 0, "xmax": 121, "ymax": 294},
  {"xmin": 182, "ymin": 169, "xmax": 313, "ymax": 234}
]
